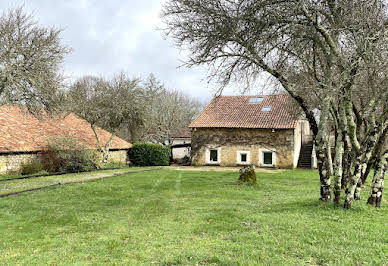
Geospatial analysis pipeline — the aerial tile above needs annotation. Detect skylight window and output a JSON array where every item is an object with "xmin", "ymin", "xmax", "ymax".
[
  {"xmin": 261, "ymin": 106, "xmax": 272, "ymax": 112},
  {"xmin": 249, "ymin": 97, "xmax": 263, "ymax": 103}
]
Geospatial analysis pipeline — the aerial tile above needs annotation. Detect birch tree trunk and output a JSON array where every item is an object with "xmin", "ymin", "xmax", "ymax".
[
  {"xmin": 367, "ymin": 151, "xmax": 387, "ymax": 208},
  {"xmin": 333, "ymin": 130, "xmax": 344, "ymax": 205},
  {"xmin": 344, "ymin": 159, "xmax": 363, "ymax": 209},
  {"xmin": 344, "ymin": 122, "xmax": 382, "ymax": 207},
  {"xmin": 354, "ymin": 120, "xmax": 381, "ymax": 200},
  {"xmin": 343, "ymin": 91, "xmax": 362, "ymax": 209},
  {"xmin": 316, "ymin": 96, "xmax": 332, "ymax": 202},
  {"xmin": 341, "ymin": 136, "xmax": 352, "ymax": 190},
  {"xmin": 362, "ymin": 128, "xmax": 388, "ymax": 184}
]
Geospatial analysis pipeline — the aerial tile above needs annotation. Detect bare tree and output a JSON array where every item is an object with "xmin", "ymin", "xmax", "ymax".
[
  {"xmin": 0, "ymin": 7, "xmax": 70, "ymax": 113},
  {"xmin": 162, "ymin": 0, "xmax": 388, "ymax": 208},
  {"xmin": 133, "ymin": 74, "xmax": 202, "ymax": 144},
  {"xmin": 68, "ymin": 73, "xmax": 145, "ymax": 163}
]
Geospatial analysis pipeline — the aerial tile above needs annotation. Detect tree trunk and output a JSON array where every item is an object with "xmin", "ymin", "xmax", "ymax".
[
  {"xmin": 102, "ymin": 133, "xmax": 116, "ymax": 164},
  {"xmin": 333, "ymin": 130, "xmax": 344, "ymax": 205},
  {"xmin": 343, "ymin": 90, "xmax": 362, "ymax": 209},
  {"xmin": 362, "ymin": 127, "xmax": 388, "ymax": 184},
  {"xmin": 91, "ymin": 124, "xmax": 116, "ymax": 165},
  {"xmin": 353, "ymin": 122, "xmax": 380, "ymax": 201},
  {"xmin": 341, "ymin": 137, "xmax": 352, "ymax": 190},
  {"xmin": 367, "ymin": 151, "xmax": 387, "ymax": 208},
  {"xmin": 316, "ymin": 96, "xmax": 332, "ymax": 202},
  {"xmin": 343, "ymin": 156, "xmax": 363, "ymax": 209},
  {"xmin": 361, "ymin": 161, "xmax": 373, "ymax": 185},
  {"xmin": 354, "ymin": 177, "xmax": 362, "ymax": 200},
  {"xmin": 327, "ymin": 138, "xmax": 334, "ymax": 176}
]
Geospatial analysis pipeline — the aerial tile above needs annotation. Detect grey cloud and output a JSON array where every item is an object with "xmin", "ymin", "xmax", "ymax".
[{"xmin": 0, "ymin": 0, "xmax": 242, "ymax": 101}]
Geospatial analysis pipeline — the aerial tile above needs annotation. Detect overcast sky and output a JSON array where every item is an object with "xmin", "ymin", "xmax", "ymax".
[{"xmin": 0, "ymin": 1, "xmax": 265, "ymax": 102}]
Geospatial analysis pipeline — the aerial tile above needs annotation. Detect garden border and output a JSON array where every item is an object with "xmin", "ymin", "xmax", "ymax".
[{"xmin": 0, "ymin": 167, "xmax": 130, "ymax": 182}]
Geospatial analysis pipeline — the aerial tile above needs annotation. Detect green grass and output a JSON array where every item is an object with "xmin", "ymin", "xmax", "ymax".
[
  {"xmin": 0, "ymin": 168, "xmax": 150, "ymax": 196},
  {"xmin": 0, "ymin": 170, "xmax": 49, "ymax": 181},
  {"xmin": 0, "ymin": 163, "xmax": 130, "ymax": 181},
  {"xmin": 0, "ymin": 169, "xmax": 386, "ymax": 265}
]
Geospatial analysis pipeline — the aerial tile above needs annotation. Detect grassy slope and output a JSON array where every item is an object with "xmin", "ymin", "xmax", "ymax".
[{"xmin": 0, "ymin": 169, "xmax": 386, "ymax": 265}]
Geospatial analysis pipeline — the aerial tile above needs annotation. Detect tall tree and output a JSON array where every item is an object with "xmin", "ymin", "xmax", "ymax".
[
  {"xmin": 162, "ymin": 0, "xmax": 388, "ymax": 208},
  {"xmin": 0, "ymin": 7, "xmax": 70, "ymax": 113},
  {"xmin": 68, "ymin": 73, "xmax": 145, "ymax": 163},
  {"xmin": 128, "ymin": 74, "xmax": 202, "ymax": 144}
]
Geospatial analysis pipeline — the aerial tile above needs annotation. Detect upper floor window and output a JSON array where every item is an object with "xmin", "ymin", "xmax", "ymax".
[{"xmin": 249, "ymin": 97, "xmax": 263, "ymax": 103}]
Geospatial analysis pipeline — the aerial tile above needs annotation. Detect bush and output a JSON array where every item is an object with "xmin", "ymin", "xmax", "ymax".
[
  {"xmin": 129, "ymin": 142, "xmax": 170, "ymax": 166},
  {"xmin": 20, "ymin": 161, "xmax": 43, "ymax": 175},
  {"xmin": 41, "ymin": 137, "xmax": 103, "ymax": 173}
]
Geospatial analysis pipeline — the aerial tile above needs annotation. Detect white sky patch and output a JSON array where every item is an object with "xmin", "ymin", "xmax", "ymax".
[{"xmin": 0, "ymin": 1, "xmax": 272, "ymax": 102}]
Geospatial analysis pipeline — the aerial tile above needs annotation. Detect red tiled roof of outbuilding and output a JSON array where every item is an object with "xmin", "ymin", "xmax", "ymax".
[
  {"xmin": 189, "ymin": 94, "xmax": 298, "ymax": 129},
  {"xmin": 0, "ymin": 105, "xmax": 131, "ymax": 153}
]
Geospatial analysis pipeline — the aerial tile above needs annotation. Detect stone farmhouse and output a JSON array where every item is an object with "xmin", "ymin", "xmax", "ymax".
[
  {"xmin": 189, "ymin": 94, "xmax": 314, "ymax": 168},
  {"xmin": 0, "ymin": 105, "xmax": 131, "ymax": 174}
]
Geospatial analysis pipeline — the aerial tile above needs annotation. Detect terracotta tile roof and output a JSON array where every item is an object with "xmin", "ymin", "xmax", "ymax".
[
  {"xmin": 0, "ymin": 105, "xmax": 131, "ymax": 153},
  {"xmin": 189, "ymin": 94, "xmax": 298, "ymax": 129}
]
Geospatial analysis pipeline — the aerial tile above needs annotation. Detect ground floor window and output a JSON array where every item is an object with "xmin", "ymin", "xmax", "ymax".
[
  {"xmin": 210, "ymin": 149, "xmax": 218, "ymax": 162},
  {"xmin": 206, "ymin": 147, "xmax": 221, "ymax": 164},
  {"xmin": 237, "ymin": 151, "xmax": 250, "ymax": 164},
  {"xmin": 259, "ymin": 149, "xmax": 276, "ymax": 167},
  {"xmin": 263, "ymin": 152, "xmax": 273, "ymax": 165}
]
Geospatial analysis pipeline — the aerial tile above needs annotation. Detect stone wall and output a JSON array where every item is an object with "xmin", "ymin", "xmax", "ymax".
[
  {"xmin": 0, "ymin": 153, "xmax": 40, "ymax": 174},
  {"xmin": 0, "ymin": 149, "xmax": 129, "ymax": 174},
  {"xmin": 191, "ymin": 128, "xmax": 296, "ymax": 168}
]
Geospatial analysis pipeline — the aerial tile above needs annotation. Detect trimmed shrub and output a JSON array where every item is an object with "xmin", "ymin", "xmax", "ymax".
[
  {"xmin": 21, "ymin": 161, "xmax": 43, "ymax": 175},
  {"xmin": 41, "ymin": 137, "xmax": 103, "ymax": 173},
  {"xmin": 129, "ymin": 142, "xmax": 170, "ymax": 166}
]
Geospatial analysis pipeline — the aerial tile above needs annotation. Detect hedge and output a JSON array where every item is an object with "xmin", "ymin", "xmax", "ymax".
[{"xmin": 129, "ymin": 143, "xmax": 170, "ymax": 166}]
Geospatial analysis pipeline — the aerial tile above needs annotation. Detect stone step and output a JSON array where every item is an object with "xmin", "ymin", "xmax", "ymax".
[{"xmin": 298, "ymin": 144, "xmax": 313, "ymax": 169}]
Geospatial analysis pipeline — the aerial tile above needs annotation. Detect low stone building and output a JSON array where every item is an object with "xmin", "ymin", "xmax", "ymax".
[
  {"xmin": 0, "ymin": 105, "xmax": 131, "ymax": 174},
  {"xmin": 171, "ymin": 128, "xmax": 191, "ymax": 160},
  {"xmin": 189, "ymin": 94, "xmax": 312, "ymax": 168}
]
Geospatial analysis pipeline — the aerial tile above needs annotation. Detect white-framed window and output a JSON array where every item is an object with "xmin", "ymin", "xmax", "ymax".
[
  {"xmin": 206, "ymin": 147, "xmax": 221, "ymax": 164},
  {"xmin": 236, "ymin": 151, "xmax": 250, "ymax": 164},
  {"xmin": 259, "ymin": 148, "xmax": 276, "ymax": 167}
]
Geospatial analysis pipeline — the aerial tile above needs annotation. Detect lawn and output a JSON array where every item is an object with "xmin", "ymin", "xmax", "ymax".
[
  {"xmin": 0, "ymin": 168, "xmax": 151, "ymax": 196},
  {"xmin": 0, "ymin": 168, "xmax": 386, "ymax": 265}
]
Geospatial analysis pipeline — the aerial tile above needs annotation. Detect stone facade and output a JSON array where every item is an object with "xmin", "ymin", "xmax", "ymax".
[
  {"xmin": 191, "ymin": 128, "xmax": 297, "ymax": 168},
  {"xmin": 0, "ymin": 153, "xmax": 40, "ymax": 174},
  {"xmin": 0, "ymin": 149, "xmax": 129, "ymax": 174}
]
